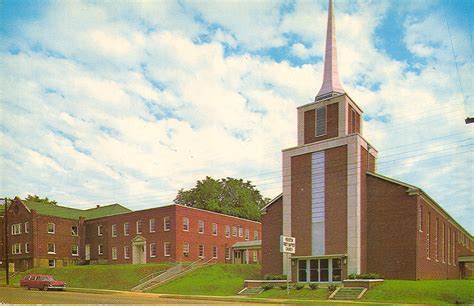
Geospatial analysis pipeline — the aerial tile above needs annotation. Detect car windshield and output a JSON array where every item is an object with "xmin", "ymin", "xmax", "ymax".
[{"xmin": 40, "ymin": 276, "xmax": 54, "ymax": 281}]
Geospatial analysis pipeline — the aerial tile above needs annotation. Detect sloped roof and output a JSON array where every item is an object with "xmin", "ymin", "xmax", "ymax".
[
  {"xmin": 261, "ymin": 193, "xmax": 282, "ymax": 212},
  {"xmin": 23, "ymin": 200, "xmax": 130, "ymax": 220}
]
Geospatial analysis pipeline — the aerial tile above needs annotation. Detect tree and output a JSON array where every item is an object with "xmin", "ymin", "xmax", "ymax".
[
  {"xmin": 24, "ymin": 194, "xmax": 57, "ymax": 205},
  {"xmin": 174, "ymin": 177, "xmax": 268, "ymax": 221}
]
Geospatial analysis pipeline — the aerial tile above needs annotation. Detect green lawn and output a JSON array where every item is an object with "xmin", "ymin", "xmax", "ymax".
[
  {"xmin": 151, "ymin": 264, "xmax": 260, "ymax": 296},
  {"xmin": 258, "ymin": 287, "xmax": 330, "ymax": 300},
  {"xmin": 363, "ymin": 280, "xmax": 474, "ymax": 304},
  {"xmin": 8, "ymin": 263, "xmax": 172, "ymax": 290}
]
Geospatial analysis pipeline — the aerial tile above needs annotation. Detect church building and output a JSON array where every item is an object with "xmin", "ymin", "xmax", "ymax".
[{"xmin": 261, "ymin": 0, "xmax": 473, "ymax": 281}]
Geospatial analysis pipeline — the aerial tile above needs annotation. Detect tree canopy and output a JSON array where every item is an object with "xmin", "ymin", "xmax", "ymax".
[
  {"xmin": 24, "ymin": 194, "xmax": 57, "ymax": 205},
  {"xmin": 174, "ymin": 177, "xmax": 269, "ymax": 221}
]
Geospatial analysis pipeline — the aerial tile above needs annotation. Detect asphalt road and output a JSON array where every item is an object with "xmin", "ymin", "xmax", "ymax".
[{"xmin": 0, "ymin": 286, "xmax": 242, "ymax": 304}]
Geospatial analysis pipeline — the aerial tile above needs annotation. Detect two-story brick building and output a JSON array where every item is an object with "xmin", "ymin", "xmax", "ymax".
[
  {"xmin": 261, "ymin": 0, "xmax": 473, "ymax": 281},
  {"xmin": 1, "ymin": 198, "xmax": 262, "ymax": 271}
]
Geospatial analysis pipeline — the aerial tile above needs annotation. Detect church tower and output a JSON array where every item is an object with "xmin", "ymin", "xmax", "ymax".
[{"xmin": 281, "ymin": 0, "xmax": 378, "ymax": 281}]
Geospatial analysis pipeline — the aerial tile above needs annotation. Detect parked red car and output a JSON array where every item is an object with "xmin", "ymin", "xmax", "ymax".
[{"xmin": 20, "ymin": 274, "xmax": 66, "ymax": 291}]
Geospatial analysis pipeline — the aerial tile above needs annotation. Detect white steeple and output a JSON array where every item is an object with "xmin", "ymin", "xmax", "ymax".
[{"xmin": 316, "ymin": 0, "xmax": 345, "ymax": 101}]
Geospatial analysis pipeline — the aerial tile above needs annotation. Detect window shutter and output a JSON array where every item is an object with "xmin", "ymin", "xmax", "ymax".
[{"xmin": 316, "ymin": 107, "xmax": 327, "ymax": 136}]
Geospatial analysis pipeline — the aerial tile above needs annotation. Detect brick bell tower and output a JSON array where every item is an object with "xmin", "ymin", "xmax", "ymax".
[{"xmin": 282, "ymin": 0, "xmax": 378, "ymax": 281}]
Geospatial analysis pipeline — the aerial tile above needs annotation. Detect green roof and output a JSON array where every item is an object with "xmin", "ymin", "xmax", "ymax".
[{"xmin": 23, "ymin": 200, "xmax": 131, "ymax": 220}]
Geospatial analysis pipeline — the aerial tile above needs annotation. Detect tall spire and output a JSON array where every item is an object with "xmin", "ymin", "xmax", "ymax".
[{"xmin": 316, "ymin": 0, "xmax": 345, "ymax": 101}]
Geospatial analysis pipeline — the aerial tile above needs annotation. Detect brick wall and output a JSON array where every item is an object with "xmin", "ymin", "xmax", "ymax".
[
  {"xmin": 367, "ymin": 174, "xmax": 417, "ymax": 279},
  {"xmin": 261, "ymin": 196, "xmax": 283, "ymax": 276}
]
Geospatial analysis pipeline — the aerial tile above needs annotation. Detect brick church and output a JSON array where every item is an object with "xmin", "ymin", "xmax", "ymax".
[{"xmin": 261, "ymin": 0, "xmax": 473, "ymax": 281}]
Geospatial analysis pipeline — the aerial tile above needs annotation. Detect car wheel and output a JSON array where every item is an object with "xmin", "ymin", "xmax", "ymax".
[
  {"xmin": 42, "ymin": 285, "xmax": 48, "ymax": 291},
  {"xmin": 27, "ymin": 287, "xmax": 31, "ymax": 290}
]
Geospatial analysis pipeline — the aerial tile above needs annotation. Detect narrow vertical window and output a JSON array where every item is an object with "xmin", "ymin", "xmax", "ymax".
[
  {"xmin": 442, "ymin": 223, "xmax": 445, "ymax": 263},
  {"xmin": 112, "ymin": 247, "xmax": 117, "ymax": 260},
  {"xmin": 426, "ymin": 212, "xmax": 430, "ymax": 259},
  {"xmin": 225, "ymin": 247, "xmax": 231, "ymax": 260},
  {"xmin": 25, "ymin": 243, "xmax": 30, "ymax": 254},
  {"xmin": 254, "ymin": 230, "xmax": 259, "ymax": 240},
  {"xmin": 198, "ymin": 220, "xmax": 204, "ymax": 234},
  {"xmin": 418, "ymin": 204, "xmax": 423, "ymax": 232},
  {"xmin": 163, "ymin": 217, "xmax": 170, "ymax": 231},
  {"xmin": 448, "ymin": 227, "xmax": 451, "ymax": 265},
  {"xmin": 111, "ymin": 224, "xmax": 117, "ymax": 237},
  {"xmin": 124, "ymin": 223, "xmax": 130, "ymax": 236},
  {"xmin": 24, "ymin": 222, "xmax": 29, "ymax": 233},
  {"xmin": 183, "ymin": 242, "xmax": 189, "ymax": 256},
  {"xmin": 198, "ymin": 245, "xmax": 204, "ymax": 258},
  {"xmin": 452, "ymin": 230, "xmax": 456, "ymax": 266},
  {"xmin": 232, "ymin": 226, "xmax": 237, "ymax": 237},
  {"xmin": 245, "ymin": 229, "xmax": 249, "ymax": 240},
  {"xmin": 435, "ymin": 218, "xmax": 439, "ymax": 261},
  {"xmin": 98, "ymin": 244, "xmax": 103, "ymax": 255},
  {"xmin": 150, "ymin": 243, "xmax": 157, "ymax": 257},
  {"xmin": 212, "ymin": 246, "xmax": 218, "ymax": 259},
  {"xmin": 238, "ymin": 227, "xmax": 243, "ymax": 237},
  {"xmin": 97, "ymin": 225, "xmax": 103, "ymax": 236},
  {"xmin": 225, "ymin": 225, "xmax": 230, "ymax": 238},
  {"xmin": 136, "ymin": 220, "xmax": 142, "ymax": 234},
  {"xmin": 183, "ymin": 217, "xmax": 189, "ymax": 231},
  {"xmin": 316, "ymin": 106, "xmax": 327, "ymax": 136},
  {"xmin": 164, "ymin": 242, "xmax": 170, "ymax": 256},
  {"xmin": 48, "ymin": 243, "xmax": 56, "ymax": 254},
  {"xmin": 149, "ymin": 219, "xmax": 156, "ymax": 233},
  {"xmin": 47, "ymin": 223, "xmax": 55, "ymax": 234},
  {"xmin": 72, "ymin": 245, "xmax": 79, "ymax": 256},
  {"xmin": 212, "ymin": 223, "xmax": 218, "ymax": 236},
  {"xmin": 124, "ymin": 246, "xmax": 130, "ymax": 259}
]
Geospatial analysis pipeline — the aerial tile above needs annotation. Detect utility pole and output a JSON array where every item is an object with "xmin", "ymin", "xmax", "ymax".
[{"xmin": 3, "ymin": 198, "xmax": 9, "ymax": 285}]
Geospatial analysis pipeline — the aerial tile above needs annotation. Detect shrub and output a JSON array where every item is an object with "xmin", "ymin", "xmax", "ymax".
[
  {"xmin": 279, "ymin": 285, "xmax": 288, "ymax": 290},
  {"xmin": 261, "ymin": 284, "xmax": 274, "ymax": 291},
  {"xmin": 348, "ymin": 273, "xmax": 358, "ymax": 279},
  {"xmin": 309, "ymin": 283, "xmax": 319, "ymax": 290},
  {"xmin": 327, "ymin": 284, "xmax": 338, "ymax": 292},
  {"xmin": 294, "ymin": 284, "xmax": 305, "ymax": 290}
]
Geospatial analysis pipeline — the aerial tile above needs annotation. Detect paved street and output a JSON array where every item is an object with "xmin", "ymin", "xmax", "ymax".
[{"xmin": 0, "ymin": 286, "xmax": 244, "ymax": 304}]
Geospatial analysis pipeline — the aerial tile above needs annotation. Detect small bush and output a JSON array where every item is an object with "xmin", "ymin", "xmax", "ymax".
[
  {"xmin": 279, "ymin": 284, "xmax": 288, "ymax": 290},
  {"xmin": 261, "ymin": 284, "xmax": 274, "ymax": 291},
  {"xmin": 294, "ymin": 284, "xmax": 305, "ymax": 290},
  {"xmin": 309, "ymin": 283, "xmax": 319, "ymax": 290},
  {"xmin": 327, "ymin": 284, "xmax": 338, "ymax": 292},
  {"xmin": 348, "ymin": 273, "xmax": 358, "ymax": 279}
]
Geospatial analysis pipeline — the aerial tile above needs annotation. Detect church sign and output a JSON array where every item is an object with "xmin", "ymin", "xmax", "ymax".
[{"xmin": 280, "ymin": 235, "xmax": 296, "ymax": 254}]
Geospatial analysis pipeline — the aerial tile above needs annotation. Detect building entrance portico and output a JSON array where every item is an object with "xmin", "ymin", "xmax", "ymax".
[
  {"xmin": 295, "ymin": 256, "xmax": 344, "ymax": 283},
  {"xmin": 132, "ymin": 236, "xmax": 147, "ymax": 264}
]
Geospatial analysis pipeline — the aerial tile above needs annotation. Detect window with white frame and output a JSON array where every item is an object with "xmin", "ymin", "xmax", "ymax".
[
  {"xmin": 232, "ymin": 226, "xmax": 237, "ymax": 237},
  {"xmin": 163, "ymin": 216, "xmax": 171, "ymax": 231},
  {"xmin": 225, "ymin": 225, "xmax": 230, "ymax": 238},
  {"xmin": 164, "ymin": 242, "xmax": 171, "ymax": 257},
  {"xmin": 48, "ymin": 259, "xmax": 55, "ymax": 268},
  {"xmin": 238, "ymin": 227, "xmax": 243, "ymax": 237},
  {"xmin": 212, "ymin": 246, "xmax": 218, "ymax": 258},
  {"xmin": 47, "ymin": 223, "xmax": 55, "ymax": 234},
  {"xmin": 198, "ymin": 220, "xmax": 204, "ymax": 234},
  {"xmin": 136, "ymin": 220, "xmax": 142, "ymax": 234},
  {"xmin": 97, "ymin": 225, "xmax": 103, "ymax": 236},
  {"xmin": 183, "ymin": 217, "xmax": 189, "ymax": 231},
  {"xmin": 253, "ymin": 250, "xmax": 258, "ymax": 262},
  {"xmin": 71, "ymin": 226, "xmax": 78, "ymax": 236},
  {"xmin": 245, "ymin": 229, "xmax": 249, "ymax": 240},
  {"xmin": 315, "ymin": 106, "xmax": 327, "ymax": 136},
  {"xmin": 149, "ymin": 219, "xmax": 156, "ymax": 233},
  {"xmin": 418, "ymin": 204, "xmax": 423, "ymax": 232},
  {"xmin": 98, "ymin": 244, "xmax": 104, "ymax": 255},
  {"xmin": 183, "ymin": 242, "xmax": 189, "ymax": 256},
  {"xmin": 244, "ymin": 250, "xmax": 249, "ymax": 263},
  {"xmin": 150, "ymin": 243, "xmax": 157, "ymax": 257},
  {"xmin": 25, "ymin": 243, "xmax": 30, "ymax": 254},
  {"xmin": 11, "ymin": 223, "xmax": 21, "ymax": 235},
  {"xmin": 198, "ymin": 244, "xmax": 204, "ymax": 258},
  {"xmin": 254, "ymin": 230, "xmax": 259, "ymax": 240},
  {"xmin": 225, "ymin": 247, "xmax": 231, "ymax": 260},
  {"xmin": 47, "ymin": 243, "xmax": 55, "ymax": 254},
  {"xmin": 12, "ymin": 243, "xmax": 21, "ymax": 254},
  {"xmin": 112, "ymin": 247, "xmax": 117, "ymax": 260},
  {"xmin": 72, "ymin": 245, "xmax": 79, "ymax": 256},
  {"xmin": 212, "ymin": 223, "xmax": 218, "ymax": 236},
  {"xmin": 124, "ymin": 222, "xmax": 130, "ymax": 236},
  {"xmin": 111, "ymin": 224, "xmax": 117, "ymax": 237},
  {"xmin": 24, "ymin": 222, "xmax": 29, "ymax": 233},
  {"xmin": 124, "ymin": 246, "xmax": 130, "ymax": 259}
]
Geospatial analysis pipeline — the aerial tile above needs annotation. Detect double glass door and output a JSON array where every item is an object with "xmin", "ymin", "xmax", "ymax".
[{"xmin": 298, "ymin": 258, "xmax": 342, "ymax": 283}]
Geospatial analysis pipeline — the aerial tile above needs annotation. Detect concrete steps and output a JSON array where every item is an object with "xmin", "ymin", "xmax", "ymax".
[
  {"xmin": 330, "ymin": 287, "xmax": 366, "ymax": 300},
  {"xmin": 238, "ymin": 287, "xmax": 264, "ymax": 295}
]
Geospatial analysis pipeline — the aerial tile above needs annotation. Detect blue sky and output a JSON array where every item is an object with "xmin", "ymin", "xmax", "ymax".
[{"xmin": 0, "ymin": 0, "xmax": 472, "ymax": 233}]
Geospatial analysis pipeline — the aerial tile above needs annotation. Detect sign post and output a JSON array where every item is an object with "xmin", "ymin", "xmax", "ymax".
[{"xmin": 280, "ymin": 235, "xmax": 295, "ymax": 295}]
